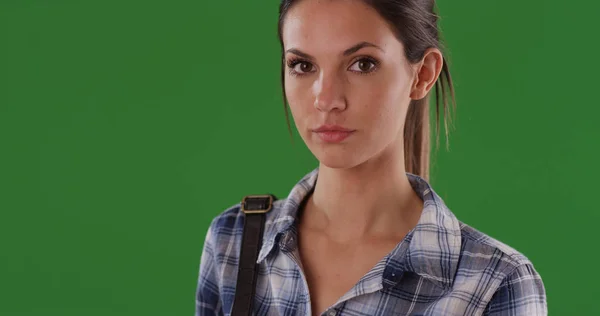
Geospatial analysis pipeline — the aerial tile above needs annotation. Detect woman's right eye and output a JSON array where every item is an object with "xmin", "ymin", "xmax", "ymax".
[{"xmin": 288, "ymin": 60, "xmax": 314, "ymax": 75}]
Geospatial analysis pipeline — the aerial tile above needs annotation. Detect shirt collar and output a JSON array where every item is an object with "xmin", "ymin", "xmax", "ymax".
[
  {"xmin": 382, "ymin": 173, "xmax": 462, "ymax": 290},
  {"xmin": 256, "ymin": 168, "xmax": 318, "ymax": 263},
  {"xmin": 256, "ymin": 166, "xmax": 461, "ymax": 290}
]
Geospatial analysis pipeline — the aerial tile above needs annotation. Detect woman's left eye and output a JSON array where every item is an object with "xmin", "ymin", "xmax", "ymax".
[{"xmin": 348, "ymin": 58, "xmax": 378, "ymax": 73}]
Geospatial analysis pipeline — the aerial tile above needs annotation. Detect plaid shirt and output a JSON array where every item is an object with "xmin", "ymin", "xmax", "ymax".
[{"xmin": 195, "ymin": 167, "xmax": 547, "ymax": 315}]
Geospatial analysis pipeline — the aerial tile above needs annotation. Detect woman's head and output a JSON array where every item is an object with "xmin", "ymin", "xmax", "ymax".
[{"xmin": 278, "ymin": 0, "xmax": 455, "ymax": 180}]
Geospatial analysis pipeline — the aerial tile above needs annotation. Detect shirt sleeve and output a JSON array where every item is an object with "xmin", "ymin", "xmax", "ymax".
[
  {"xmin": 195, "ymin": 219, "xmax": 224, "ymax": 316},
  {"xmin": 483, "ymin": 263, "xmax": 547, "ymax": 315}
]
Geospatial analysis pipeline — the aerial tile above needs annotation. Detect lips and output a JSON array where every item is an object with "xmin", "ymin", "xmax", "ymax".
[
  {"xmin": 312, "ymin": 125, "xmax": 356, "ymax": 143},
  {"xmin": 315, "ymin": 130, "xmax": 354, "ymax": 143},
  {"xmin": 312, "ymin": 125, "xmax": 354, "ymax": 133}
]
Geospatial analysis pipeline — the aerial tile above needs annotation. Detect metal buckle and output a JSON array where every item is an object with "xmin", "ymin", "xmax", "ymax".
[{"xmin": 241, "ymin": 195, "xmax": 274, "ymax": 214}]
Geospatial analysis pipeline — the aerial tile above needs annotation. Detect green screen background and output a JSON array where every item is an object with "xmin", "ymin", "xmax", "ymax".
[{"xmin": 1, "ymin": 0, "xmax": 597, "ymax": 315}]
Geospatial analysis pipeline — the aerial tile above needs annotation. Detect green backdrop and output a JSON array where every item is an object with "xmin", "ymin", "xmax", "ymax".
[{"xmin": 1, "ymin": 0, "xmax": 597, "ymax": 315}]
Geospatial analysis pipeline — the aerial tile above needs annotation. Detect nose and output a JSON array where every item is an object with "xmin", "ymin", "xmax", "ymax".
[{"xmin": 313, "ymin": 72, "xmax": 347, "ymax": 112}]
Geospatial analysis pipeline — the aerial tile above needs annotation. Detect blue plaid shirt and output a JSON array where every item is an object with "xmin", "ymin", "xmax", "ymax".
[{"xmin": 195, "ymin": 167, "xmax": 547, "ymax": 315}]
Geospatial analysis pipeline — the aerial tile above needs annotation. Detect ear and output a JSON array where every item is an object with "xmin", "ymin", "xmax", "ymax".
[{"xmin": 409, "ymin": 48, "xmax": 444, "ymax": 100}]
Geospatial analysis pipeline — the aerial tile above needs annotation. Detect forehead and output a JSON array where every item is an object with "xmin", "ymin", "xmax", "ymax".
[{"xmin": 282, "ymin": 0, "xmax": 396, "ymax": 51}]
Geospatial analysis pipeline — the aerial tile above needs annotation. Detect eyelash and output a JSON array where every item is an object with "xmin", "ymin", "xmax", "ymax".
[{"xmin": 286, "ymin": 56, "xmax": 380, "ymax": 77}]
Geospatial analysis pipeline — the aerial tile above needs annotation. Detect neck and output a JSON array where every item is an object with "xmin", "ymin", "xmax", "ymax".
[{"xmin": 302, "ymin": 146, "xmax": 424, "ymax": 244}]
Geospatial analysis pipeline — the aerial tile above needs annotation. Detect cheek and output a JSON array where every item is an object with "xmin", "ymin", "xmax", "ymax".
[
  {"xmin": 353, "ymin": 76, "xmax": 408, "ymax": 124},
  {"xmin": 284, "ymin": 78, "xmax": 312, "ymax": 120},
  {"xmin": 350, "ymin": 80, "xmax": 412, "ymax": 149}
]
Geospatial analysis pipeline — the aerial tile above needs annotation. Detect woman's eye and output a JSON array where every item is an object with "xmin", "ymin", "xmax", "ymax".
[
  {"xmin": 293, "ymin": 61, "xmax": 314, "ymax": 74},
  {"xmin": 349, "ymin": 59, "xmax": 377, "ymax": 73}
]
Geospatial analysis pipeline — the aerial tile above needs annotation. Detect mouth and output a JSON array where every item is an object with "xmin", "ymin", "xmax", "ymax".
[
  {"xmin": 313, "ymin": 130, "xmax": 355, "ymax": 143},
  {"xmin": 312, "ymin": 124, "xmax": 354, "ymax": 133}
]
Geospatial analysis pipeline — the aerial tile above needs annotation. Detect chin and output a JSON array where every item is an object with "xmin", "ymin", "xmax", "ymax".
[
  {"xmin": 311, "ymin": 147, "xmax": 363, "ymax": 169},
  {"xmin": 300, "ymin": 132, "xmax": 369, "ymax": 169}
]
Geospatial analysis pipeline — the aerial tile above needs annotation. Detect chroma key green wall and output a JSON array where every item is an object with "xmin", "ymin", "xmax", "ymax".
[{"xmin": 0, "ymin": 0, "xmax": 597, "ymax": 315}]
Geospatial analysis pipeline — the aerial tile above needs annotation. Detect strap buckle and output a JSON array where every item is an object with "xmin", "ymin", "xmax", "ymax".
[{"xmin": 241, "ymin": 195, "xmax": 274, "ymax": 214}]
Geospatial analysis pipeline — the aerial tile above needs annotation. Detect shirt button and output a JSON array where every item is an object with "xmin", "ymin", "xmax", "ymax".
[{"xmin": 327, "ymin": 310, "xmax": 337, "ymax": 316}]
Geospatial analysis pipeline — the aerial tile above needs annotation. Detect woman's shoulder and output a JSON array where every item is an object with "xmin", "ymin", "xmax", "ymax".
[
  {"xmin": 457, "ymin": 220, "xmax": 536, "ymax": 270},
  {"xmin": 454, "ymin": 221, "xmax": 547, "ymax": 313},
  {"xmin": 207, "ymin": 201, "xmax": 244, "ymax": 232},
  {"xmin": 206, "ymin": 198, "xmax": 287, "ymax": 241}
]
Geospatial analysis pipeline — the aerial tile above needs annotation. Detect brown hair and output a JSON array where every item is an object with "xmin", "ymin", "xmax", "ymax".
[{"xmin": 277, "ymin": 0, "xmax": 456, "ymax": 181}]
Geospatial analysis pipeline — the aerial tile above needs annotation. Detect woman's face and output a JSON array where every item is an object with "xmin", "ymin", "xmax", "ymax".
[{"xmin": 282, "ymin": 0, "xmax": 419, "ymax": 169}]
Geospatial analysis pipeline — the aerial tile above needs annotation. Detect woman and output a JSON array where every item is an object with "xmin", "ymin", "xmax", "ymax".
[{"xmin": 195, "ymin": 0, "xmax": 547, "ymax": 315}]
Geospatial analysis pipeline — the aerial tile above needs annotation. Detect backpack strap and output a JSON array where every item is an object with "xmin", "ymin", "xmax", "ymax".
[{"xmin": 231, "ymin": 194, "xmax": 276, "ymax": 316}]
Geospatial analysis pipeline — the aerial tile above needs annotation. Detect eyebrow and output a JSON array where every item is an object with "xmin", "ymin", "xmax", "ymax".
[{"xmin": 285, "ymin": 41, "xmax": 383, "ymax": 60}]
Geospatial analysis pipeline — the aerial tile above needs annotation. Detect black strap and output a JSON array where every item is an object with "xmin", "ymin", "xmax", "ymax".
[{"xmin": 231, "ymin": 194, "xmax": 276, "ymax": 316}]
